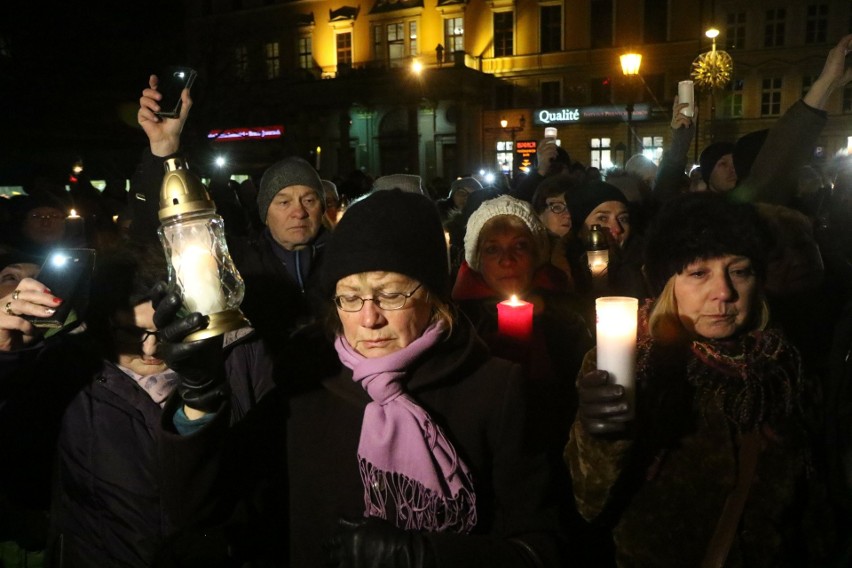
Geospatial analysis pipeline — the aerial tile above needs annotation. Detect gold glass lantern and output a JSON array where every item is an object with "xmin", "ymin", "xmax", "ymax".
[{"xmin": 157, "ymin": 157, "xmax": 250, "ymax": 341}]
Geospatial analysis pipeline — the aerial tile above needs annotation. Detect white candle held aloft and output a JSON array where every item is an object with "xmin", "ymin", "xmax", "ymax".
[{"xmin": 596, "ymin": 296, "xmax": 638, "ymax": 419}]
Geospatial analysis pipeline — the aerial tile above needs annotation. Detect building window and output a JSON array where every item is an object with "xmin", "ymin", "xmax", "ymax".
[
  {"xmin": 337, "ymin": 32, "xmax": 352, "ymax": 67},
  {"xmin": 764, "ymin": 9, "xmax": 785, "ymax": 47},
  {"xmin": 723, "ymin": 78, "xmax": 744, "ymax": 117},
  {"xmin": 298, "ymin": 37, "xmax": 313, "ymax": 70},
  {"xmin": 843, "ymin": 85, "xmax": 852, "ymax": 113},
  {"xmin": 590, "ymin": 137, "xmax": 612, "ymax": 170},
  {"xmin": 234, "ymin": 45, "xmax": 249, "ymax": 80},
  {"xmin": 541, "ymin": 81, "xmax": 560, "ymax": 106},
  {"xmin": 641, "ymin": 136, "xmax": 664, "ymax": 164},
  {"xmin": 265, "ymin": 42, "xmax": 280, "ymax": 79},
  {"xmin": 540, "ymin": 5, "xmax": 561, "ymax": 53},
  {"xmin": 805, "ymin": 4, "xmax": 828, "ymax": 44},
  {"xmin": 643, "ymin": 0, "xmax": 667, "ymax": 43},
  {"xmin": 590, "ymin": 0, "xmax": 613, "ymax": 48},
  {"xmin": 373, "ymin": 20, "xmax": 419, "ymax": 66},
  {"xmin": 445, "ymin": 17, "xmax": 464, "ymax": 59},
  {"xmin": 725, "ymin": 12, "xmax": 746, "ymax": 49},
  {"xmin": 409, "ymin": 21, "xmax": 418, "ymax": 56},
  {"xmin": 761, "ymin": 77, "xmax": 782, "ymax": 116},
  {"xmin": 494, "ymin": 12, "xmax": 513, "ymax": 57},
  {"xmin": 590, "ymin": 76, "xmax": 611, "ymax": 104},
  {"xmin": 387, "ymin": 22, "xmax": 405, "ymax": 66},
  {"xmin": 497, "ymin": 140, "xmax": 513, "ymax": 175}
]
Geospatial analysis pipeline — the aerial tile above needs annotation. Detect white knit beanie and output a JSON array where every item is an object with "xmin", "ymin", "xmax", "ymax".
[
  {"xmin": 463, "ymin": 195, "xmax": 550, "ymax": 271},
  {"xmin": 372, "ymin": 174, "xmax": 426, "ymax": 196}
]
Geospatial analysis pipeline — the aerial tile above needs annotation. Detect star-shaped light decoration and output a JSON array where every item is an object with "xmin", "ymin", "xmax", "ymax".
[{"xmin": 691, "ymin": 28, "xmax": 732, "ymax": 91}]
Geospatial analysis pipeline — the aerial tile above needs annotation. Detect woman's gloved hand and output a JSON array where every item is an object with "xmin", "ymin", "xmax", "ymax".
[
  {"xmin": 325, "ymin": 517, "xmax": 435, "ymax": 568},
  {"xmin": 577, "ymin": 370, "xmax": 631, "ymax": 435},
  {"xmin": 151, "ymin": 282, "xmax": 227, "ymax": 413}
]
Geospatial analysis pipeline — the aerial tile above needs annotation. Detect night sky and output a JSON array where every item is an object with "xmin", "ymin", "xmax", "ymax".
[{"xmin": 0, "ymin": 1, "xmax": 187, "ymax": 184}]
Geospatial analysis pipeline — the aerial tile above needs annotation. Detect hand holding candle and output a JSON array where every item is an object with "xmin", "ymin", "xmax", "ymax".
[
  {"xmin": 595, "ymin": 296, "xmax": 638, "ymax": 419},
  {"xmin": 497, "ymin": 295, "xmax": 533, "ymax": 342}
]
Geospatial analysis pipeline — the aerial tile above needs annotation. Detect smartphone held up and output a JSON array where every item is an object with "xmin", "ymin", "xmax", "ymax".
[
  {"xmin": 155, "ymin": 66, "xmax": 197, "ymax": 119},
  {"xmin": 23, "ymin": 249, "xmax": 95, "ymax": 328}
]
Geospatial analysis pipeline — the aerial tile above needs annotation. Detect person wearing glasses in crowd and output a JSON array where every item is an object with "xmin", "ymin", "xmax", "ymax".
[
  {"xmin": 154, "ymin": 189, "xmax": 564, "ymax": 567},
  {"xmin": 2, "ymin": 190, "xmax": 71, "ymax": 258},
  {"xmin": 0, "ymin": 242, "xmax": 274, "ymax": 567},
  {"xmin": 531, "ymin": 173, "xmax": 580, "ymax": 289}
]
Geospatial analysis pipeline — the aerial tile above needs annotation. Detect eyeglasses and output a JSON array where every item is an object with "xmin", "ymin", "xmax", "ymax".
[
  {"xmin": 334, "ymin": 283, "xmax": 423, "ymax": 312},
  {"xmin": 29, "ymin": 213, "xmax": 65, "ymax": 221},
  {"xmin": 546, "ymin": 202, "xmax": 569, "ymax": 215},
  {"xmin": 113, "ymin": 325, "xmax": 158, "ymax": 345}
]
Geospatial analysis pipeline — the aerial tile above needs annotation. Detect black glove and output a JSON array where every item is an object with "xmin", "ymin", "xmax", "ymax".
[
  {"xmin": 151, "ymin": 281, "xmax": 227, "ymax": 413},
  {"xmin": 325, "ymin": 517, "xmax": 435, "ymax": 568},
  {"xmin": 577, "ymin": 370, "xmax": 631, "ymax": 435}
]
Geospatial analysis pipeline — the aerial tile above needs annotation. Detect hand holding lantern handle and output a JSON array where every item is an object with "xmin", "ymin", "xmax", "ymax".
[{"xmin": 151, "ymin": 282, "xmax": 227, "ymax": 414}]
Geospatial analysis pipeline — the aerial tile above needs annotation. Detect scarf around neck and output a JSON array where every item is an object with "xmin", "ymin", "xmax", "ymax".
[
  {"xmin": 115, "ymin": 364, "xmax": 179, "ymax": 408},
  {"xmin": 334, "ymin": 321, "xmax": 477, "ymax": 533},
  {"xmin": 635, "ymin": 300, "xmax": 801, "ymax": 433}
]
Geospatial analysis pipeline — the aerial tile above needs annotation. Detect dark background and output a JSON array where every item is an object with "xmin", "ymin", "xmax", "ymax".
[{"xmin": 0, "ymin": 1, "xmax": 187, "ymax": 186}]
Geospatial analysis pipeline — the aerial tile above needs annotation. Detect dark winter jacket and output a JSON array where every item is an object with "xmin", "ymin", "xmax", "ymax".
[
  {"xmin": 565, "ymin": 339, "xmax": 817, "ymax": 567},
  {"xmin": 0, "ymin": 328, "xmax": 274, "ymax": 568},
  {"xmin": 158, "ymin": 318, "xmax": 565, "ymax": 567}
]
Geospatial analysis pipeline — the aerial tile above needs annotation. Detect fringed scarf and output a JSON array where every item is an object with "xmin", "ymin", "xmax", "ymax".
[
  {"xmin": 334, "ymin": 321, "xmax": 478, "ymax": 533},
  {"xmin": 116, "ymin": 364, "xmax": 179, "ymax": 408},
  {"xmin": 635, "ymin": 300, "xmax": 801, "ymax": 434}
]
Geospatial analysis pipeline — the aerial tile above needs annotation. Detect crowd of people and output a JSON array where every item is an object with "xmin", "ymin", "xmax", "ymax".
[{"xmin": 2, "ymin": 34, "xmax": 852, "ymax": 568}]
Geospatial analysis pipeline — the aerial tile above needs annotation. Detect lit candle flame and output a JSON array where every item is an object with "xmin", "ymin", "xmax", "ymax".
[{"xmin": 68, "ymin": 209, "xmax": 79, "ymax": 218}]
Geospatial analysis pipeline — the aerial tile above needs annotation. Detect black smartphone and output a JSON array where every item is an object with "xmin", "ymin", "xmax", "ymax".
[
  {"xmin": 25, "ymin": 249, "xmax": 96, "ymax": 328},
  {"xmin": 155, "ymin": 66, "xmax": 197, "ymax": 119}
]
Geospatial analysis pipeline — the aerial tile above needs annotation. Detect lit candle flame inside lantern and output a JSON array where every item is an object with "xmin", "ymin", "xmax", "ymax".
[{"xmin": 170, "ymin": 237, "xmax": 226, "ymax": 316}]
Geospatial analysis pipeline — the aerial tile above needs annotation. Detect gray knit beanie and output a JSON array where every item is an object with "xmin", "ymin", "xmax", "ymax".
[
  {"xmin": 257, "ymin": 157, "xmax": 324, "ymax": 224},
  {"xmin": 463, "ymin": 195, "xmax": 550, "ymax": 271}
]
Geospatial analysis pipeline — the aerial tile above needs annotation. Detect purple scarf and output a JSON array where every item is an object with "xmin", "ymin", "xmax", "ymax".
[{"xmin": 334, "ymin": 321, "xmax": 477, "ymax": 533}]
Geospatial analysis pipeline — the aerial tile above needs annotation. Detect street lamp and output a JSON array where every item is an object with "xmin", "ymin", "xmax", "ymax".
[
  {"xmin": 691, "ymin": 27, "xmax": 733, "ymax": 145},
  {"xmin": 620, "ymin": 52, "xmax": 642, "ymax": 161}
]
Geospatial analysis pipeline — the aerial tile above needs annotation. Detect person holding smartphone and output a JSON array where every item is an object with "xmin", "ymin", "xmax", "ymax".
[{"xmin": 0, "ymin": 242, "xmax": 275, "ymax": 567}]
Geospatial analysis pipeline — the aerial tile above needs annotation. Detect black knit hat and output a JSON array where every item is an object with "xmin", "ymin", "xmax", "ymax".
[
  {"xmin": 566, "ymin": 180, "xmax": 628, "ymax": 236},
  {"xmin": 698, "ymin": 142, "xmax": 735, "ymax": 184},
  {"xmin": 733, "ymin": 129, "xmax": 769, "ymax": 181},
  {"xmin": 320, "ymin": 189, "xmax": 449, "ymax": 299},
  {"xmin": 643, "ymin": 193, "xmax": 770, "ymax": 296},
  {"xmin": 257, "ymin": 156, "xmax": 324, "ymax": 223}
]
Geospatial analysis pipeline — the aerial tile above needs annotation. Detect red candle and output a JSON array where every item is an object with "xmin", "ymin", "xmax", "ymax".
[{"xmin": 497, "ymin": 295, "xmax": 533, "ymax": 342}]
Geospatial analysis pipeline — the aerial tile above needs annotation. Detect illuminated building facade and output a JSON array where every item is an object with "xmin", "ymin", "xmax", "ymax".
[{"xmin": 185, "ymin": 0, "xmax": 852, "ymax": 181}]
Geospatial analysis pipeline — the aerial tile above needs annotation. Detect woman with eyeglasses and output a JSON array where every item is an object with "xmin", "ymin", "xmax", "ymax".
[
  {"xmin": 531, "ymin": 173, "xmax": 579, "ymax": 288},
  {"xmin": 3, "ymin": 191, "xmax": 72, "ymax": 257},
  {"xmin": 154, "ymin": 189, "xmax": 564, "ymax": 567},
  {"xmin": 0, "ymin": 242, "xmax": 274, "ymax": 567}
]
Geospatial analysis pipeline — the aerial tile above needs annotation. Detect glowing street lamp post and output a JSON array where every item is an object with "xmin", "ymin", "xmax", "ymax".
[{"xmin": 620, "ymin": 52, "xmax": 642, "ymax": 161}]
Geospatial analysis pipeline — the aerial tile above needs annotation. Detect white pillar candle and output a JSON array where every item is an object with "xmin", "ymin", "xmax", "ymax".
[{"xmin": 596, "ymin": 296, "xmax": 638, "ymax": 418}]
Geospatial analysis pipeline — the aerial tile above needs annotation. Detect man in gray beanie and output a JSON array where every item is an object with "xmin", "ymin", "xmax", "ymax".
[{"xmin": 134, "ymin": 78, "xmax": 333, "ymax": 377}]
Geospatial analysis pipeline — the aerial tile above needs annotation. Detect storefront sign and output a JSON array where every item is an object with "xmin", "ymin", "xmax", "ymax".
[
  {"xmin": 207, "ymin": 125, "xmax": 285, "ymax": 141},
  {"xmin": 534, "ymin": 104, "xmax": 651, "ymax": 125},
  {"xmin": 515, "ymin": 140, "xmax": 537, "ymax": 172}
]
